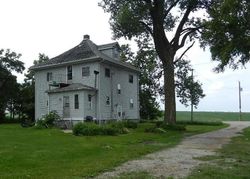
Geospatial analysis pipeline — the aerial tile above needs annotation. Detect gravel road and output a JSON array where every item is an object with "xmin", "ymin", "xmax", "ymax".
[{"xmin": 96, "ymin": 121, "xmax": 250, "ymax": 179}]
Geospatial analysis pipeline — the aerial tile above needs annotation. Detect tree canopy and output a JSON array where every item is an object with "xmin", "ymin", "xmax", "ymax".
[{"xmin": 0, "ymin": 49, "xmax": 24, "ymax": 120}]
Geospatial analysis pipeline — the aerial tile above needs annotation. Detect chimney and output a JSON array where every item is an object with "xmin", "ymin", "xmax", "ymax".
[{"xmin": 84, "ymin": 34, "xmax": 90, "ymax": 40}]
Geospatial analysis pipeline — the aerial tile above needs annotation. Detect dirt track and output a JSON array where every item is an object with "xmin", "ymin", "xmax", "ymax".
[{"xmin": 96, "ymin": 121, "xmax": 250, "ymax": 179}]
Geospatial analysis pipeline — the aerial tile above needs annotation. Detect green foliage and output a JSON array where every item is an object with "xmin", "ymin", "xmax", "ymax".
[
  {"xmin": 73, "ymin": 121, "xmax": 129, "ymax": 136},
  {"xmin": 107, "ymin": 121, "xmax": 129, "ymax": 134},
  {"xmin": 145, "ymin": 127, "xmax": 167, "ymax": 134},
  {"xmin": 123, "ymin": 120, "xmax": 138, "ymax": 129},
  {"xmin": 175, "ymin": 60, "xmax": 205, "ymax": 108},
  {"xmin": 155, "ymin": 121, "xmax": 186, "ymax": 131},
  {"xmin": 73, "ymin": 122, "xmax": 103, "ymax": 136},
  {"xmin": 201, "ymin": 0, "xmax": 250, "ymax": 72},
  {"xmin": 0, "ymin": 49, "xmax": 24, "ymax": 120},
  {"xmin": 35, "ymin": 111, "xmax": 60, "ymax": 129}
]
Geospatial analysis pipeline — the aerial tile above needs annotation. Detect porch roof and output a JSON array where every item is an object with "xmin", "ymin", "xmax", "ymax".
[{"xmin": 47, "ymin": 83, "xmax": 97, "ymax": 94}]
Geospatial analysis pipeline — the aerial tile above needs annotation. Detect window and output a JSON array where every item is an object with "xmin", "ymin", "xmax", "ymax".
[
  {"xmin": 74, "ymin": 94, "xmax": 79, "ymax": 109},
  {"xmin": 82, "ymin": 66, "xmax": 90, "ymax": 77},
  {"xmin": 106, "ymin": 96, "xmax": 110, "ymax": 105},
  {"xmin": 105, "ymin": 68, "xmax": 110, "ymax": 77},
  {"xmin": 67, "ymin": 66, "xmax": 72, "ymax": 80},
  {"xmin": 117, "ymin": 84, "xmax": 121, "ymax": 94},
  {"xmin": 129, "ymin": 74, "xmax": 133, "ymax": 83},
  {"xmin": 47, "ymin": 72, "xmax": 53, "ymax": 82},
  {"xmin": 88, "ymin": 94, "xmax": 92, "ymax": 109},
  {"xmin": 129, "ymin": 99, "xmax": 134, "ymax": 109}
]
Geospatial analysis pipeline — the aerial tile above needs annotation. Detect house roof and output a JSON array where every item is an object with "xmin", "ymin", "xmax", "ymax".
[
  {"xmin": 98, "ymin": 42, "xmax": 120, "ymax": 51},
  {"xmin": 30, "ymin": 36, "xmax": 139, "ymax": 72},
  {"xmin": 47, "ymin": 83, "xmax": 97, "ymax": 94}
]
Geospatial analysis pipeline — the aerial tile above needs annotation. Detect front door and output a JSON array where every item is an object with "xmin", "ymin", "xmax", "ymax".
[{"xmin": 63, "ymin": 96, "xmax": 70, "ymax": 118}]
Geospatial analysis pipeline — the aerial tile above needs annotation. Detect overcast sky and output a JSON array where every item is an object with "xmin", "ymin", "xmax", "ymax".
[{"xmin": 1, "ymin": 0, "xmax": 249, "ymax": 112}]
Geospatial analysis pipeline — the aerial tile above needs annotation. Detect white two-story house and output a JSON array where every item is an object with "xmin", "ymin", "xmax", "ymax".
[{"xmin": 30, "ymin": 35, "xmax": 140, "ymax": 123}]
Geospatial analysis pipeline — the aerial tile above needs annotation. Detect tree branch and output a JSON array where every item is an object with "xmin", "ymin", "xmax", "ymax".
[
  {"xmin": 139, "ymin": 21, "xmax": 153, "ymax": 36},
  {"xmin": 172, "ymin": 5, "xmax": 193, "ymax": 49},
  {"xmin": 178, "ymin": 28, "xmax": 198, "ymax": 49},
  {"xmin": 174, "ymin": 41, "xmax": 195, "ymax": 64},
  {"xmin": 164, "ymin": 0, "xmax": 181, "ymax": 19}
]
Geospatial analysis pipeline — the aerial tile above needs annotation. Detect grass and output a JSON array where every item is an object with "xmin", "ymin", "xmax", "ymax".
[
  {"xmin": 188, "ymin": 127, "xmax": 250, "ymax": 179},
  {"xmin": 0, "ymin": 122, "xmax": 226, "ymax": 178},
  {"xmin": 177, "ymin": 111, "xmax": 250, "ymax": 122}
]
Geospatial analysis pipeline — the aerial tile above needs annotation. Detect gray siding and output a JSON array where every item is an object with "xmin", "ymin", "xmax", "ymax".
[{"xmin": 99, "ymin": 63, "xmax": 139, "ymax": 120}]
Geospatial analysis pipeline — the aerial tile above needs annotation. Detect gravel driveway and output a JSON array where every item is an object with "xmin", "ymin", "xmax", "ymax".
[{"xmin": 96, "ymin": 121, "xmax": 250, "ymax": 179}]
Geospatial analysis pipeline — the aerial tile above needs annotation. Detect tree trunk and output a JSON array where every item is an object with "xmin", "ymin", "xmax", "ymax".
[
  {"xmin": 163, "ymin": 57, "xmax": 176, "ymax": 124},
  {"xmin": 150, "ymin": 1, "xmax": 177, "ymax": 124}
]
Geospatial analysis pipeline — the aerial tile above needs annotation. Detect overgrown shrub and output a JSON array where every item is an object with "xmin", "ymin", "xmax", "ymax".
[
  {"xmin": 160, "ymin": 124, "xmax": 186, "ymax": 131},
  {"xmin": 124, "ymin": 120, "xmax": 138, "ymax": 129},
  {"xmin": 35, "ymin": 111, "xmax": 60, "ymax": 129},
  {"xmin": 101, "ymin": 125, "xmax": 119, "ymax": 135},
  {"xmin": 107, "ymin": 121, "xmax": 127, "ymax": 134},
  {"xmin": 73, "ymin": 122, "xmax": 102, "ymax": 136},
  {"xmin": 154, "ymin": 121, "xmax": 186, "ymax": 131},
  {"xmin": 145, "ymin": 127, "xmax": 166, "ymax": 133},
  {"xmin": 73, "ymin": 121, "xmax": 131, "ymax": 136}
]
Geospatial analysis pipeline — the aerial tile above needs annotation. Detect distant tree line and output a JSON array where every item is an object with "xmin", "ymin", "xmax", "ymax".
[{"xmin": 0, "ymin": 50, "xmax": 48, "ymax": 123}]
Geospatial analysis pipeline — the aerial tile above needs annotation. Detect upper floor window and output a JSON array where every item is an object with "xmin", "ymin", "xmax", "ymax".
[
  {"xmin": 106, "ymin": 96, "xmax": 110, "ymax": 105},
  {"xmin": 67, "ymin": 66, "xmax": 72, "ymax": 80},
  {"xmin": 117, "ymin": 84, "xmax": 121, "ymax": 94},
  {"xmin": 47, "ymin": 72, "xmax": 53, "ymax": 82},
  {"xmin": 129, "ymin": 99, "xmax": 134, "ymax": 109},
  {"xmin": 74, "ymin": 94, "xmax": 79, "ymax": 109},
  {"xmin": 129, "ymin": 74, "xmax": 133, "ymax": 83},
  {"xmin": 105, "ymin": 68, "xmax": 110, "ymax": 78},
  {"xmin": 82, "ymin": 66, "xmax": 90, "ymax": 77}
]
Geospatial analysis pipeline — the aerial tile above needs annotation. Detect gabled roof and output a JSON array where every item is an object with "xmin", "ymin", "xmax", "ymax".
[
  {"xmin": 47, "ymin": 83, "xmax": 96, "ymax": 94},
  {"xmin": 30, "ymin": 37, "xmax": 139, "ymax": 73}
]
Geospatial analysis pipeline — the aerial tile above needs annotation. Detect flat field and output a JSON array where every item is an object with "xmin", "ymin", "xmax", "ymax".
[{"xmin": 176, "ymin": 111, "xmax": 250, "ymax": 122}]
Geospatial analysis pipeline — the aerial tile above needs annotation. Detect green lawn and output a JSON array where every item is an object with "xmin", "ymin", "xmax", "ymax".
[
  {"xmin": 0, "ymin": 123, "xmax": 226, "ymax": 178},
  {"xmin": 188, "ymin": 127, "xmax": 250, "ymax": 179},
  {"xmin": 176, "ymin": 111, "xmax": 250, "ymax": 122}
]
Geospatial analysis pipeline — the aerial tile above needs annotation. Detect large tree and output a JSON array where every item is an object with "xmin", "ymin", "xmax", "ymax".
[{"xmin": 100, "ymin": 0, "xmax": 249, "ymax": 124}]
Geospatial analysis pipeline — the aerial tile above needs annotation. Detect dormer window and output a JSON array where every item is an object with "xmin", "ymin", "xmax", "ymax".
[{"xmin": 67, "ymin": 66, "xmax": 72, "ymax": 80}]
